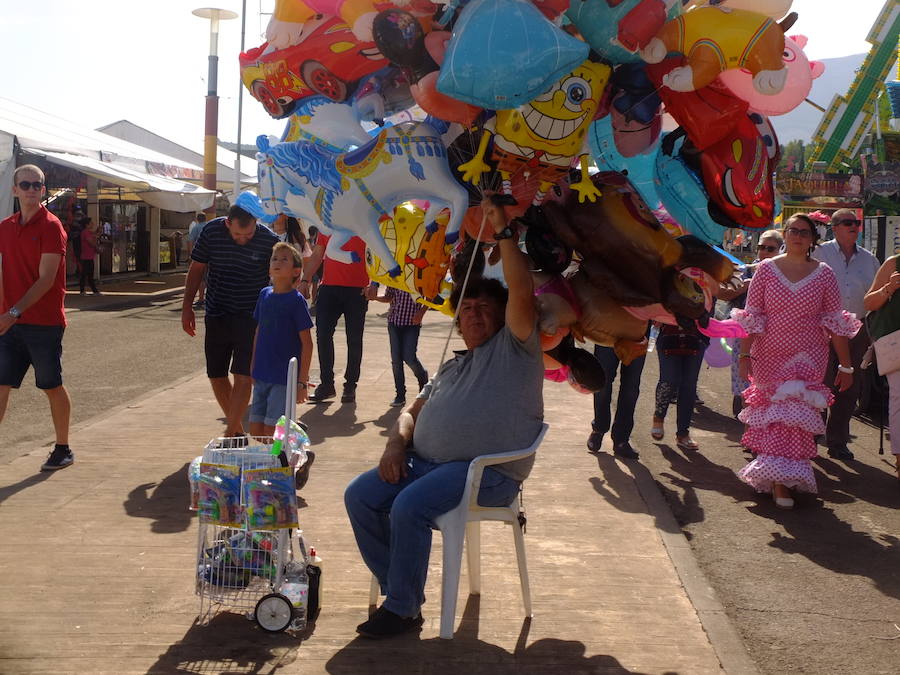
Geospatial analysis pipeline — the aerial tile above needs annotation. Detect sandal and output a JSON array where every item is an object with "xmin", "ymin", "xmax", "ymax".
[
  {"xmin": 772, "ymin": 483, "xmax": 794, "ymax": 510},
  {"xmin": 651, "ymin": 417, "xmax": 664, "ymax": 441},
  {"xmin": 676, "ymin": 435, "xmax": 699, "ymax": 451}
]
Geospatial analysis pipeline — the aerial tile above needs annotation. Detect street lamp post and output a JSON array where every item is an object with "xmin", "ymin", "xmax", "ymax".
[{"xmin": 193, "ymin": 6, "xmax": 238, "ymax": 214}]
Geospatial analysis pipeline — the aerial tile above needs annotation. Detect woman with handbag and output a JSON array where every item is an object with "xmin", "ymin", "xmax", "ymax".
[
  {"xmin": 734, "ymin": 214, "xmax": 860, "ymax": 509},
  {"xmin": 863, "ymin": 254, "xmax": 900, "ymax": 480},
  {"xmin": 650, "ymin": 321, "xmax": 708, "ymax": 451}
]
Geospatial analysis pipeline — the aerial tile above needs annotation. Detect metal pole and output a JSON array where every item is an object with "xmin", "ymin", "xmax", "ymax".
[
  {"xmin": 194, "ymin": 7, "xmax": 237, "ymax": 215},
  {"xmin": 233, "ymin": 0, "xmax": 247, "ymax": 199},
  {"xmin": 203, "ymin": 17, "xmax": 221, "ymax": 214}
]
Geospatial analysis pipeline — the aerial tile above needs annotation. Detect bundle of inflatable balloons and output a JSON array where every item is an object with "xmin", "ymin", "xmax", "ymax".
[{"xmin": 241, "ymin": 0, "xmax": 824, "ymax": 391}]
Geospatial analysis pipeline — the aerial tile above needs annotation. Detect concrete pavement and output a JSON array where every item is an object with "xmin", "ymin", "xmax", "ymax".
[{"xmin": 0, "ymin": 303, "xmax": 756, "ymax": 674}]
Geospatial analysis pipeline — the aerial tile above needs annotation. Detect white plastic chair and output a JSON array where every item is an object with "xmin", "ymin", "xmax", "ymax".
[{"xmin": 369, "ymin": 422, "xmax": 548, "ymax": 639}]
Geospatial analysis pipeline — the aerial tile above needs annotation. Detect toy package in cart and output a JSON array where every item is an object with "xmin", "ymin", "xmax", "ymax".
[{"xmin": 193, "ymin": 357, "xmax": 318, "ymax": 633}]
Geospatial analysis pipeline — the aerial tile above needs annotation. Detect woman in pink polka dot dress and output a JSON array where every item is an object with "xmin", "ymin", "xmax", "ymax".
[{"xmin": 732, "ymin": 214, "xmax": 860, "ymax": 509}]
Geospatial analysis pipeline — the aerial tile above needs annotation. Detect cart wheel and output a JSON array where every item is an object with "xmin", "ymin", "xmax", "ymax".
[{"xmin": 254, "ymin": 593, "xmax": 294, "ymax": 633}]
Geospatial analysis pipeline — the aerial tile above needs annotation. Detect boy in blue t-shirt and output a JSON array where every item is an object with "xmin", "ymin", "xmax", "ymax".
[{"xmin": 249, "ymin": 242, "xmax": 314, "ymax": 437}]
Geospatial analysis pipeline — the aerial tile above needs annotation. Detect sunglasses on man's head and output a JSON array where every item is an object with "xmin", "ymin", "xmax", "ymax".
[
  {"xmin": 835, "ymin": 219, "xmax": 860, "ymax": 228},
  {"xmin": 757, "ymin": 244, "xmax": 778, "ymax": 252},
  {"xmin": 17, "ymin": 180, "xmax": 44, "ymax": 191}
]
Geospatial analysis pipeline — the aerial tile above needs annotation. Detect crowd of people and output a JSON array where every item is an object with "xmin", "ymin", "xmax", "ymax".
[{"xmin": 587, "ymin": 209, "xmax": 899, "ymax": 510}]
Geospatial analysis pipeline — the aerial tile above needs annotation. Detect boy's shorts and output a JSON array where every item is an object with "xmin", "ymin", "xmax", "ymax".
[
  {"xmin": 250, "ymin": 380, "xmax": 288, "ymax": 427},
  {"xmin": 0, "ymin": 324, "xmax": 65, "ymax": 390}
]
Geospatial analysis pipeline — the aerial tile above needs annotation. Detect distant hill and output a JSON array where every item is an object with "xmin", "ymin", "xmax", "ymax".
[{"xmin": 771, "ymin": 52, "xmax": 875, "ymax": 144}]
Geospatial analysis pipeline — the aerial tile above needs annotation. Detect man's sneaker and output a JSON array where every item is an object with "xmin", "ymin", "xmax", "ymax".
[
  {"xmin": 341, "ymin": 386, "xmax": 356, "ymax": 404},
  {"xmin": 308, "ymin": 384, "xmax": 336, "ymax": 403},
  {"xmin": 827, "ymin": 445, "xmax": 854, "ymax": 461},
  {"xmin": 389, "ymin": 396, "xmax": 406, "ymax": 408},
  {"xmin": 356, "ymin": 606, "xmax": 424, "ymax": 639},
  {"xmin": 586, "ymin": 431, "xmax": 603, "ymax": 453},
  {"xmin": 41, "ymin": 446, "xmax": 74, "ymax": 471},
  {"xmin": 294, "ymin": 451, "xmax": 315, "ymax": 491},
  {"xmin": 613, "ymin": 442, "xmax": 640, "ymax": 460}
]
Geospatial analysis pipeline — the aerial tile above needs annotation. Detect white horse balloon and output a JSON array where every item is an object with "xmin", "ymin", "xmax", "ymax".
[{"xmin": 257, "ymin": 121, "xmax": 468, "ymax": 277}]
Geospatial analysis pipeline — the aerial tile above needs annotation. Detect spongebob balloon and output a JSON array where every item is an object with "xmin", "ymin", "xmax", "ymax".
[{"xmin": 457, "ymin": 59, "xmax": 611, "ymax": 207}]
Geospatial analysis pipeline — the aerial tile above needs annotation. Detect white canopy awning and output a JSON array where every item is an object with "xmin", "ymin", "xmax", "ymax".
[
  {"xmin": 0, "ymin": 97, "xmax": 216, "ymax": 214},
  {"xmin": 29, "ymin": 149, "xmax": 214, "ymax": 212}
]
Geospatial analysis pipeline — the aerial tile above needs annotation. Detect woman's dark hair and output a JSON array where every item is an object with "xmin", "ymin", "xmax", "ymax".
[
  {"xmin": 285, "ymin": 217, "xmax": 307, "ymax": 249},
  {"xmin": 785, "ymin": 213, "xmax": 821, "ymax": 260},
  {"xmin": 79, "ymin": 216, "xmax": 92, "ymax": 226},
  {"xmin": 449, "ymin": 276, "xmax": 508, "ymax": 313}
]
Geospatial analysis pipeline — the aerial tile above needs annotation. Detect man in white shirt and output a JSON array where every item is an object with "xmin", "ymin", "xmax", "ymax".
[{"xmin": 812, "ymin": 209, "xmax": 880, "ymax": 460}]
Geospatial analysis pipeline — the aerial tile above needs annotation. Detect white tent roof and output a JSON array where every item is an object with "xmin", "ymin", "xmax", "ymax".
[
  {"xmin": 0, "ymin": 97, "xmax": 215, "ymax": 212},
  {"xmin": 97, "ymin": 119, "xmax": 258, "ymax": 188}
]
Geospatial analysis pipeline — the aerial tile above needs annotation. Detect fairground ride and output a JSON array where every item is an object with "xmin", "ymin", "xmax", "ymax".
[{"xmin": 806, "ymin": 0, "xmax": 900, "ymax": 171}]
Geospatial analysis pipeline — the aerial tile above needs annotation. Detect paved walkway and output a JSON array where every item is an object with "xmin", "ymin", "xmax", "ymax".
[{"xmin": 0, "ymin": 310, "xmax": 756, "ymax": 674}]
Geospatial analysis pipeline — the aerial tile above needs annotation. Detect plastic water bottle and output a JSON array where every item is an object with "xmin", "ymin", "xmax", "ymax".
[
  {"xmin": 647, "ymin": 324, "xmax": 660, "ymax": 353},
  {"xmin": 280, "ymin": 560, "xmax": 309, "ymax": 631}
]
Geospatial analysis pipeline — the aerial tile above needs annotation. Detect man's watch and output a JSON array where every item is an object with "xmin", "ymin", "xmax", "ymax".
[
  {"xmin": 493, "ymin": 225, "xmax": 517, "ymax": 241},
  {"xmin": 8, "ymin": 307, "xmax": 21, "ymax": 319}
]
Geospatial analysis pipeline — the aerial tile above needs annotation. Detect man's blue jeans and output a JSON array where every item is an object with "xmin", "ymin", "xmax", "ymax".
[
  {"xmin": 592, "ymin": 344, "xmax": 646, "ymax": 444},
  {"xmin": 344, "ymin": 454, "xmax": 521, "ymax": 617}
]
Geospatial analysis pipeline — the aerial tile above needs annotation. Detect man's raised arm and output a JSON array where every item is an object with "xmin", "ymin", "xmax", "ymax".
[{"xmin": 482, "ymin": 195, "xmax": 535, "ymax": 341}]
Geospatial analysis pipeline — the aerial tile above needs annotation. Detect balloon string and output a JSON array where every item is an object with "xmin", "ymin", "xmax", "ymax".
[{"xmin": 437, "ymin": 206, "xmax": 488, "ymax": 368}]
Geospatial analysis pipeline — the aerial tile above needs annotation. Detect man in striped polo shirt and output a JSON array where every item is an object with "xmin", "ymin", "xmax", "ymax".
[{"xmin": 182, "ymin": 204, "xmax": 278, "ymax": 437}]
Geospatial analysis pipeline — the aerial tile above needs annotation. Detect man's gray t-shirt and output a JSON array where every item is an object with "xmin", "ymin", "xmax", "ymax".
[{"xmin": 412, "ymin": 324, "xmax": 544, "ymax": 482}]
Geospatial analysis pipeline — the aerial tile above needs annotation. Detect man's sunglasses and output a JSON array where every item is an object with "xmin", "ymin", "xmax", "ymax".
[
  {"xmin": 835, "ymin": 219, "xmax": 860, "ymax": 228},
  {"xmin": 757, "ymin": 244, "xmax": 778, "ymax": 252},
  {"xmin": 17, "ymin": 180, "xmax": 44, "ymax": 191}
]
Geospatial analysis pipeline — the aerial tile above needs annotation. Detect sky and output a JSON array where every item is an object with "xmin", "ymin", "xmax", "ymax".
[{"xmin": 0, "ymin": 0, "xmax": 892, "ymax": 155}]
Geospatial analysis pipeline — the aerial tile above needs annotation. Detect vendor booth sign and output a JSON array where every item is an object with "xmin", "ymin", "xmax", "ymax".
[{"xmin": 866, "ymin": 163, "xmax": 900, "ymax": 197}]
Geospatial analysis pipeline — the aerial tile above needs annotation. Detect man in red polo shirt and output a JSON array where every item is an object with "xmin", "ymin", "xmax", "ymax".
[
  {"xmin": 0, "ymin": 164, "xmax": 73, "ymax": 471},
  {"xmin": 300, "ymin": 233, "xmax": 376, "ymax": 403}
]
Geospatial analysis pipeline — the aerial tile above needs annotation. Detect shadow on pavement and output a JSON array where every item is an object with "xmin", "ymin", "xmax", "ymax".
[
  {"xmin": 147, "ymin": 613, "xmax": 302, "ymax": 674},
  {"xmin": 326, "ymin": 595, "xmax": 661, "ymax": 674},
  {"xmin": 589, "ymin": 454, "xmax": 682, "ymax": 535},
  {"xmin": 123, "ymin": 463, "xmax": 193, "ymax": 533},
  {"xmin": 0, "ymin": 471, "xmax": 53, "ymax": 507},
  {"xmin": 652, "ymin": 439, "xmax": 900, "ymax": 601}
]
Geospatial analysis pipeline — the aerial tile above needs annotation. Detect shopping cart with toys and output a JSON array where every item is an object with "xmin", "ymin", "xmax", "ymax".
[{"xmin": 190, "ymin": 357, "xmax": 316, "ymax": 632}]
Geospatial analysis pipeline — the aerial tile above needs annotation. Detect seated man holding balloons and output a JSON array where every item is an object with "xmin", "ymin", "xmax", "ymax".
[{"xmin": 344, "ymin": 194, "xmax": 545, "ymax": 639}]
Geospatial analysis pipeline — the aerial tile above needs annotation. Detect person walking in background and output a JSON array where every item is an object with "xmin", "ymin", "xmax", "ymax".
[
  {"xmin": 811, "ymin": 209, "xmax": 879, "ymax": 461},
  {"xmin": 864, "ymin": 254, "xmax": 900, "ymax": 481},
  {"xmin": 307, "ymin": 226, "xmax": 323, "ymax": 306},
  {"xmin": 375, "ymin": 286, "xmax": 429, "ymax": 408},
  {"xmin": 0, "ymin": 165, "xmax": 74, "ymax": 471},
  {"xmin": 719, "ymin": 229, "xmax": 783, "ymax": 417},
  {"xmin": 78, "ymin": 217, "xmax": 100, "ymax": 295},
  {"xmin": 249, "ymin": 242, "xmax": 314, "ymax": 437},
  {"xmin": 734, "ymin": 214, "xmax": 859, "ymax": 510},
  {"xmin": 300, "ymin": 233, "xmax": 376, "ymax": 404},
  {"xmin": 271, "ymin": 214, "xmax": 312, "ymax": 258},
  {"xmin": 651, "ymin": 322, "xmax": 707, "ymax": 451},
  {"xmin": 181, "ymin": 203, "xmax": 278, "ymax": 437},
  {"xmin": 186, "ymin": 213, "xmax": 207, "ymax": 308},
  {"xmin": 587, "ymin": 345, "xmax": 644, "ymax": 460}
]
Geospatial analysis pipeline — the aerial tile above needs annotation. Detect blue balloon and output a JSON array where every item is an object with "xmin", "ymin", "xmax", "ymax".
[
  {"xmin": 654, "ymin": 132, "xmax": 722, "ymax": 246},
  {"xmin": 566, "ymin": 0, "xmax": 681, "ymax": 65},
  {"xmin": 588, "ymin": 114, "xmax": 661, "ymax": 211},
  {"xmin": 437, "ymin": 0, "xmax": 588, "ymax": 110}
]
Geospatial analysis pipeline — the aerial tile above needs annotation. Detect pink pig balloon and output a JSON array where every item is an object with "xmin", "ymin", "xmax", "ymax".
[{"xmin": 718, "ymin": 35, "xmax": 825, "ymax": 116}]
